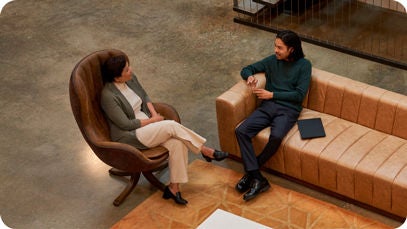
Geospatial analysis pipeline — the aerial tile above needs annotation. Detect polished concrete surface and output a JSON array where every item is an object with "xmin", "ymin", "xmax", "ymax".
[{"xmin": 0, "ymin": 0, "xmax": 406, "ymax": 228}]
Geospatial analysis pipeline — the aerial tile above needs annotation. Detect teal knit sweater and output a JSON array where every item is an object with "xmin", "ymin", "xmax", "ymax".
[{"xmin": 241, "ymin": 54, "xmax": 312, "ymax": 112}]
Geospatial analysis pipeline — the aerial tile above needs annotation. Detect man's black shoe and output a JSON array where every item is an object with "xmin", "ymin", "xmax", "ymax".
[
  {"xmin": 235, "ymin": 174, "xmax": 252, "ymax": 193},
  {"xmin": 243, "ymin": 178, "xmax": 270, "ymax": 201}
]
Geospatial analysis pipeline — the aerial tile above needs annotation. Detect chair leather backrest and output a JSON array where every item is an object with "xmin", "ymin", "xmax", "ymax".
[{"xmin": 69, "ymin": 49, "xmax": 126, "ymax": 149}]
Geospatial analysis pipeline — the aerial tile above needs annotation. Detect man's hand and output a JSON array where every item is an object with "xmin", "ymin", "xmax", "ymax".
[
  {"xmin": 247, "ymin": 76, "xmax": 258, "ymax": 89},
  {"xmin": 252, "ymin": 88, "xmax": 273, "ymax": 100}
]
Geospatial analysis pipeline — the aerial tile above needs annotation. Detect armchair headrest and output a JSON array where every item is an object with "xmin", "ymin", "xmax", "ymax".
[{"xmin": 69, "ymin": 49, "xmax": 127, "ymax": 144}]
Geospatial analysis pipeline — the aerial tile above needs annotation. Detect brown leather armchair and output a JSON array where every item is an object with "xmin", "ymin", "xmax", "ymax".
[{"xmin": 69, "ymin": 49, "xmax": 180, "ymax": 206}]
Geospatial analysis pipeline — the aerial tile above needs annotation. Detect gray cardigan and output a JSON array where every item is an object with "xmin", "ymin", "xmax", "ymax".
[{"xmin": 100, "ymin": 74, "xmax": 151, "ymax": 149}]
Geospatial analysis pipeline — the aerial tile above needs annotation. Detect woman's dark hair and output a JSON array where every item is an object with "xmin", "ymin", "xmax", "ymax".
[
  {"xmin": 276, "ymin": 30, "xmax": 305, "ymax": 61},
  {"xmin": 102, "ymin": 54, "xmax": 129, "ymax": 83}
]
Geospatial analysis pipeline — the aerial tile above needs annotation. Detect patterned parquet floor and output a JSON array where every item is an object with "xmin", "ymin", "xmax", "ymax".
[{"xmin": 112, "ymin": 160, "xmax": 392, "ymax": 228}]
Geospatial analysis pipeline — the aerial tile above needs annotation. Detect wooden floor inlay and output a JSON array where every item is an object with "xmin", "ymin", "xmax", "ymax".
[{"xmin": 112, "ymin": 160, "xmax": 392, "ymax": 229}]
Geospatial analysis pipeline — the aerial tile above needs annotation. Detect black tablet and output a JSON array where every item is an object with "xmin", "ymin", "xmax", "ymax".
[{"xmin": 297, "ymin": 118, "xmax": 326, "ymax": 139}]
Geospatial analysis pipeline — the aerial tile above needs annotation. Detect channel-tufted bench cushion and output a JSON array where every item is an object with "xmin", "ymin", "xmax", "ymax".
[{"xmin": 216, "ymin": 67, "xmax": 407, "ymax": 219}]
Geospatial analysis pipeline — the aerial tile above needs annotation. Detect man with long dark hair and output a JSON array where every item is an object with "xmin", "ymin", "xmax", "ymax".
[{"xmin": 235, "ymin": 30, "xmax": 312, "ymax": 201}]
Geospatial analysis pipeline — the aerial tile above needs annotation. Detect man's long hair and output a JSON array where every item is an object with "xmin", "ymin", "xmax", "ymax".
[{"xmin": 276, "ymin": 30, "xmax": 305, "ymax": 61}]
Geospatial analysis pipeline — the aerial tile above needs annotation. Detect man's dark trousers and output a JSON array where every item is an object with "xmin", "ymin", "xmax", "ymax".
[{"xmin": 235, "ymin": 100, "xmax": 300, "ymax": 173}]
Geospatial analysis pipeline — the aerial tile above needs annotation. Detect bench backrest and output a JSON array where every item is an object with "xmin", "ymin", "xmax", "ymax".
[{"xmin": 304, "ymin": 68, "xmax": 407, "ymax": 140}]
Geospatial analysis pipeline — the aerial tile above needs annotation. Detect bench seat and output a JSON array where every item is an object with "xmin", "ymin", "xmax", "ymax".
[{"xmin": 216, "ymin": 68, "xmax": 407, "ymax": 219}]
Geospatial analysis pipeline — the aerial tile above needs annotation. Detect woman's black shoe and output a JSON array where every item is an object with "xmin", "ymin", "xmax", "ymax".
[
  {"xmin": 202, "ymin": 150, "xmax": 229, "ymax": 162},
  {"xmin": 162, "ymin": 186, "xmax": 188, "ymax": 205},
  {"xmin": 213, "ymin": 150, "xmax": 229, "ymax": 161},
  {"xmin": 201, "ymin": 153, "xmax": 211, "ymax": 162}
]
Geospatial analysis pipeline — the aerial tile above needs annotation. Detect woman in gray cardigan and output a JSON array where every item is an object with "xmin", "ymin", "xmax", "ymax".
[{"xmin": 100, "ymin": 54, "xmax": 228, "ymax": 205}]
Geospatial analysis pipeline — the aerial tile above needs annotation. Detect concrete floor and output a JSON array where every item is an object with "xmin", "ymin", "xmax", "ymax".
[{"xmin": 0, "ymin": 0, "xmax": 406, "ymax": 228}]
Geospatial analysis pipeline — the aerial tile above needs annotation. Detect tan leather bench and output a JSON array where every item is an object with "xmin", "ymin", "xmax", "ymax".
[{"xmin": 216, "ymin": 67, "xmax": 407, "ymax": 219}]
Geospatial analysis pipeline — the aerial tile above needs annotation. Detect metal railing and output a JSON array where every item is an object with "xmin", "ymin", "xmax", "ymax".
[{"xmin": 233, "ymin": 0, "xmax": 407, "ymax": 69}]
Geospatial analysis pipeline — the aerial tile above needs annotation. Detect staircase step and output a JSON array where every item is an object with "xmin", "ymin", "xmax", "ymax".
[
  {"xmin": 253, "ymin": 0, "xmax": 280, "ymax": 7},
  {"xmin": 233, "ymin": 0, "xmax": 266, "ymax": 16}
]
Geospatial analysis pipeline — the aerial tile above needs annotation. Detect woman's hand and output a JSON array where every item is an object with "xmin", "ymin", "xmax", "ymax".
[
  {"xmin": 151, "ymin": 113, "xmax": 164, "ymax": 122},
  {"xmin": 146, "ymin": 102, "xmax": 164, "ymax": 123},
  {"xmin": 252, "ymin": 88, "xmax": 273, "ymax": 100},
  {"xmin": 140, "ymin": 113, "xmax": 164, "ymax": 127},
  {"xmin": 140, "ymin": 102, "xmax": 165, "ymax": 126}
]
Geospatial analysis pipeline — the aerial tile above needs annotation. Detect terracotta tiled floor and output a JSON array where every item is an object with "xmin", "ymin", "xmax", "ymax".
[{"xmin": 112, "ymin": 160, "xmax": 391, "ymax": 229}]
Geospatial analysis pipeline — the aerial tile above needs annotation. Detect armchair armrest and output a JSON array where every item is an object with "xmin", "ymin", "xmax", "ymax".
[
  {"xmin": 153, "ymin": 102, "xmax": 181, "ymax": 123},
  {"xmin": 88, "ymin": 102, "xmax": 180, "ymax": 173},
  {"xmin": 216, "ymin": 73, "xmax": 265, "ymax": 155}
]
